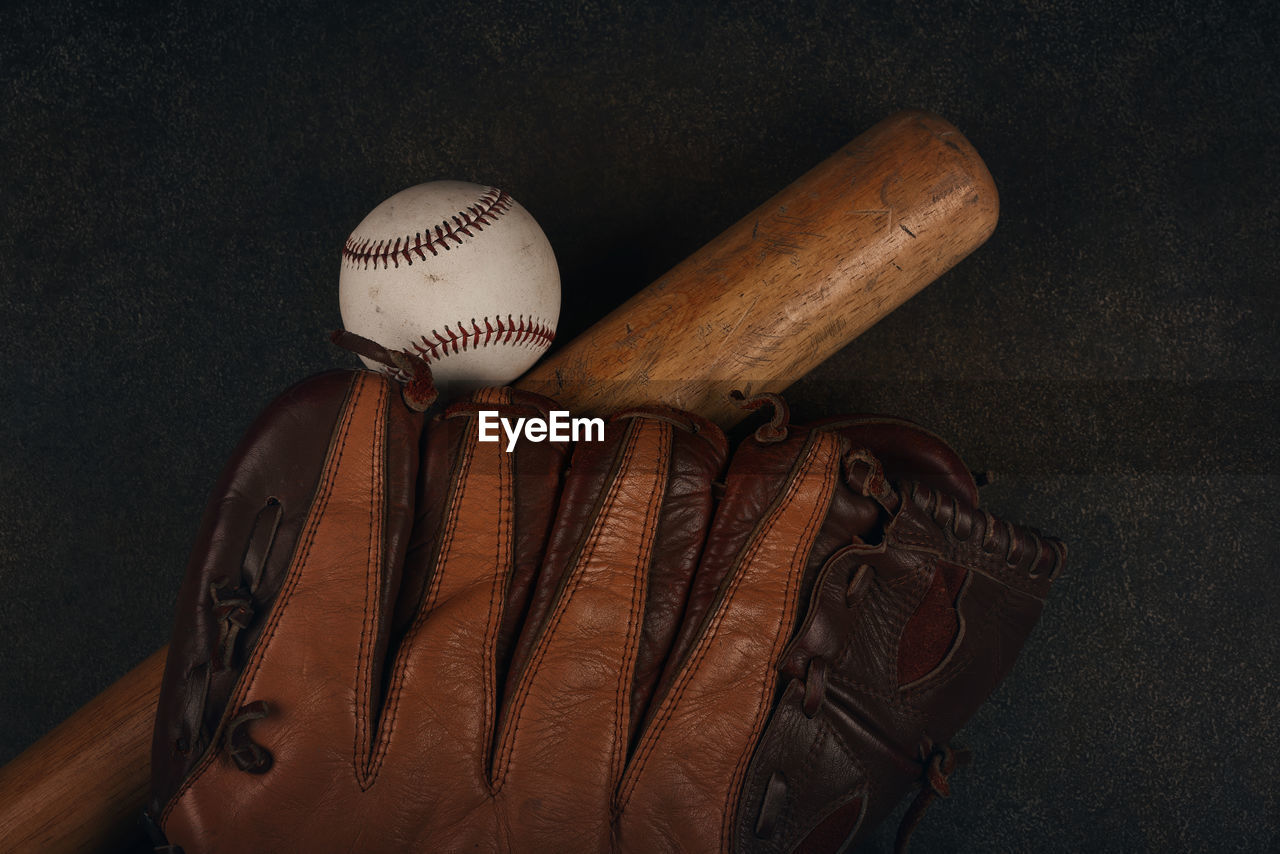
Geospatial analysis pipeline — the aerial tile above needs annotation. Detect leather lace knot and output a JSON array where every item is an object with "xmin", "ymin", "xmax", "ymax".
[
  {"xmin": 729, "ymin": 390, "xmax": 790, "ymax": 443},
  {"xmin": 332, "ymin": 329, "xmax": 438, "ymax": 411},
  {"xmin": 801, "ymin": 658, "xmax": 827, "ymax": 719},
  {"xmin": 894, "ymin": 742, "xmax": 972, "ymax": 854},
  {"xmin": 209, "ymin": 580, "xmax": 254, "ymax": 672},
  {"xmin": 224, "ymin": 700, "xmax": 273, "ymax": 774},
  {"xmin": 843, "ymin": 448, "xmax": 900, "ymax": 513}
]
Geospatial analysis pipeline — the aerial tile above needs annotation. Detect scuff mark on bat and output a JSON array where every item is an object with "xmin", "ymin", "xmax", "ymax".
[
  {"xmin": 758, "ymin": 213, "xmax": 826, "ymax": 257},
  {"xmin": 850, "ymin": 209, "xmax": 892, "ymax": 233},
  {"xmin": 725, "ymin": 292, "xmax": 762, "ymax": 338},
  {"xmin": 880, "ymin": 173, "xmax": 902, "ymax": 206}
]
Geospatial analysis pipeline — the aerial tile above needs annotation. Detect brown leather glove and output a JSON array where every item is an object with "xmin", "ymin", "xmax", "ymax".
[{"xmin": 148, "ymin": 370, "xmax": 1065, "ymax": 853}]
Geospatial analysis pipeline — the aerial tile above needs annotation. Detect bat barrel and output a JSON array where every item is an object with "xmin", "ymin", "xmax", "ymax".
[{"xmin": 519, "ymin": 109, "xmax": 999, "ymax": 426}]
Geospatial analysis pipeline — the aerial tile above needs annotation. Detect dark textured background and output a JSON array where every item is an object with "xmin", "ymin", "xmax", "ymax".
[{"xmin": 2, "ymin": 1, "xmax": 1277, "ymax": 851}]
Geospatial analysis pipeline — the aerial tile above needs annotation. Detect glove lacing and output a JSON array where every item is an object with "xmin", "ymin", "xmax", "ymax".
[
  {"xmin": 893, "ymin": 741, "xmax": 972, "ymax": 854},
  {"xmin": 331, "ymin": 329, "xmax": 437, "ymax": 411}
]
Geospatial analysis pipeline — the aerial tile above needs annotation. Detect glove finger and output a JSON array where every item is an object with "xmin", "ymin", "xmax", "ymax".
[
  {"xmin": 501, "ymin": 406, "xmax": 727, "ymax": 749},
  {"xmin": 374, "ymin": 389, "xmax": 562, "ymax": 794},
  {"xmin": 619, "ymin": 408, "xmax": 727, "ymax": 743},
  {"xmin": 493, "ymin": 414, "xmax": 672, "ymax": 842},
  {"xmin": 618, "ymin": 429, "xmax": 844, "ymax": 853},
  {"xmin": 163, "ymin": 372, "xmax": 423, "ymax": 843},
  {"xmin": 152, "ymin": 371, "xmax": 361, "ymax": 816}
]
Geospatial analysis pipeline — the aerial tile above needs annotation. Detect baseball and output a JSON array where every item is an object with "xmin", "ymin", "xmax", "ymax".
[{"xmin": 339, "ymin": 180, "xmax": 560, "ymax": 395}]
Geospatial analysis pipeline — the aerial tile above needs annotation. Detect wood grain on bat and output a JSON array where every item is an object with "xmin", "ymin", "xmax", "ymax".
[{"xmin": 519, "ymin": 109, "xmax": 998, "ymax": 426}]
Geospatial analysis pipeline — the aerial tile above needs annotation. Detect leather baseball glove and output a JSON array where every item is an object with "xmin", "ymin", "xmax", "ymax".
[{"xmin": 147, "ymin": 369, "xmax": 1065, "ymax": 853}]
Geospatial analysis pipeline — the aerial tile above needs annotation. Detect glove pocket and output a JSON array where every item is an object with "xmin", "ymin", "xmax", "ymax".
[
  {"xmin": 733, "ymin": 543, "xmax": 933, "ymax": 853},
  {"xmin": 735, "ymin": 487, "xmax": 1062, "ymax": 852}
]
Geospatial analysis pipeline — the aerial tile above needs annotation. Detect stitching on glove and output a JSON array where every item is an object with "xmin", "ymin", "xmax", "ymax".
[
  {"xmin": 481, "ymin": 430, "xmax": 515, "ymax": 781},
  {"xmin": 492, "ymin": 418, "xmax": 655, "ymax": 785},
  {"xmin": 719, "ymin": 435, "xmax": 838, "ymax": 851},
  {"xmin": 617, "ymin": 432, "xmax": 833, "ymax": 811},
  {"xmin": 502, "ymin": 420, "xmax": 657, "ymax": 779},
  {"xmin": 353, "ymin": 386, "xmax": 389, "ymax": 789},
  {"xmin": 493, "ymin": 418, "xmax": 665, "ymax": 789},
  {"xmin": 365, "ymin": 412, "xmax": 483, "ymax": 785},
  {"xmin": 162, "ymin": 374, "xmax": 371, "ymax": 826},
  {"xmin": 611, "ymin": 421, "xmax": 668, "ymax": 782}
]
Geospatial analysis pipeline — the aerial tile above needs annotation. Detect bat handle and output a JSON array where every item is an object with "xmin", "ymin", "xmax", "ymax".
[{"xmin": 0, "ymin": 647, "xmax": 166, "ymax": 853}]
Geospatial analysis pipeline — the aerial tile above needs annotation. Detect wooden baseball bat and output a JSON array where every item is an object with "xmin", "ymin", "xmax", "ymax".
[
  {"xmin": 519, "ymin": 109, "xmax": 998, "ymax": 425},
  {"xmin": 0, "ymin": 109, "xmax": 997, "ymax": 853}
]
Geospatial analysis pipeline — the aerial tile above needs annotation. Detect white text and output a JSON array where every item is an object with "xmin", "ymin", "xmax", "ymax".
[{"xmin": 477, "ymin": 410, "xmax": 605, "ymax": 451}]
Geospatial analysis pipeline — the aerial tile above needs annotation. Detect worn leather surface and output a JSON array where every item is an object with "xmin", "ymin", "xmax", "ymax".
[
  {"xmin": 152, "ymin": 371, "xmax": 1064, "ymax": 852},
  {"xmin": 148, "ymin": 370, "xmax": 421, "ymax": 819},
  {"xmin": 736, "ymin": 431, "xmax": 1064, "ymax": 853}
]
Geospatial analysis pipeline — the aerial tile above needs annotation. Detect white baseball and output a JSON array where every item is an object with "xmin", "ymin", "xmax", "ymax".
[{"xmin": 339, "ymin": 180, "xmax": 560, "ymax": 395}]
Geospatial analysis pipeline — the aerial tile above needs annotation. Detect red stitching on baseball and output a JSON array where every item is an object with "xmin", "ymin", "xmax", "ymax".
[
  {"xmin": 410, "ymin": 314, "xmax": 556, "ymax": 365},
  {"xmin": 341, "ymin": 188, "xmax": 515, "ymax": 269}
]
